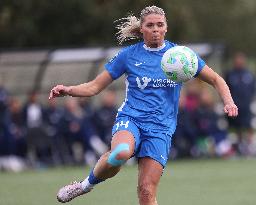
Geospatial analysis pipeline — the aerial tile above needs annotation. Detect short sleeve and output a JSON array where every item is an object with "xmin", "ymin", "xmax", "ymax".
[
  {"xmin": 105, "ymin": 48, "xmax": 128, "ymax": 80},
  {"xmin": 194, "ymin": 54, "xmax": 206, "ymax": 77}
]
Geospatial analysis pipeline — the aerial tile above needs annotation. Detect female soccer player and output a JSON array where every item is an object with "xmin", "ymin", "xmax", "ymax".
[{"xmin": 49, "ymin": 6, "xmax": 238, "ymax": 205}]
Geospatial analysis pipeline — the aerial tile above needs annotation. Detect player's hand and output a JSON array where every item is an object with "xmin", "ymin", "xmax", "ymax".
[
  {"xmin": 49, "ymin": 84, "xmax": 70, "ymax": 100},
  {"xmin": 224, "ymin": 103, "xmax": 238, "ymax": 117}
]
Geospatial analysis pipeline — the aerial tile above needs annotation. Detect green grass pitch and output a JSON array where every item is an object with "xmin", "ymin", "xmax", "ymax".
[{"xmin": 0, "ymin": 158, "xmax": 256, "ymax": 205}]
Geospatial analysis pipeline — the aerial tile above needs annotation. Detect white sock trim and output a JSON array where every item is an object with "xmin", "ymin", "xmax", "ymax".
[{"xmin": 81, "ymin": 176, "xmax": 94, "ymax": 191}]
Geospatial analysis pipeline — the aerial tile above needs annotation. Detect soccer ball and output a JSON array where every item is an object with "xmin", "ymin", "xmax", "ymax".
[{"xmin": 161, "ymin": 46, "xmax": 198, "ymax": 82}]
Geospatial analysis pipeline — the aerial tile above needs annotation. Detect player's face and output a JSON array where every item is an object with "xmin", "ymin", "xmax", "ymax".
[{"xmin": 140, "ymin": 14, "xmax": 167, "ymax": 48}]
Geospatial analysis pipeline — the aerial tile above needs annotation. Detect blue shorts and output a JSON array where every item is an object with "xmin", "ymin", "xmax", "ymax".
[{"xmin": 112, "ymin": 116, "xmax": 172, "ymax": 167}]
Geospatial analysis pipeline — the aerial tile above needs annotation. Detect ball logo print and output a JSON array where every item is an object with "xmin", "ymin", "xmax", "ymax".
[{"xmin": 161, "ymin": 46, "xmax": 198, "ymax": 82}]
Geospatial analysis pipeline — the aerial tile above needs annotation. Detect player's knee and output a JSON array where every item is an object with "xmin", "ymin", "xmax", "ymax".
[
  {"xmin": 107, "ymin": 143, "xmax": 131, "ymax": 166},
  {"xmin": 115, "ymin": 150, "xmax": 130, "ymax": 161},
  {"xmin": 137, "ymin": 183, "xmax": 155, "ymax": 203}
]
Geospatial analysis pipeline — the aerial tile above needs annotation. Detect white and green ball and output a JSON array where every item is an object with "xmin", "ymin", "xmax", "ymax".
[{"xmin": 161, "ymin": 46, "xmax": 198, "ymax": 83}]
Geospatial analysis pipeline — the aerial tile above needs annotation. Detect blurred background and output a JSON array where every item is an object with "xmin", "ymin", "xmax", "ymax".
[{"xmin": 0, "ymin": 0, "xmax": 256, "ymax": 171}]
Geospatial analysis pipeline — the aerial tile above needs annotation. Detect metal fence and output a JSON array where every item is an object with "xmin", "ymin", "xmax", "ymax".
[{"xmin": 0, "ymin": 43, "xmax": 224, "ymax": 105}]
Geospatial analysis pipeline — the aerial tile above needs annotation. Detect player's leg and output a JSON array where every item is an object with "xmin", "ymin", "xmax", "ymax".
[
  {"xmin": 137, "ymin": 157, "xmax": 163, "ymax": 205},
  {"xmin": 90, "ymin": 130, "xmax": 135, "ymax": 179},
  {"xmin": 136, "ymin": 131, "xmax": 171, "ymax": 205},
  {"xmin": 85, "ymin": 118, "xmax": 139, "ymax": 183},
  {"xmin": 57, "ymin": 129, "xmax": 135, "ymax": 203}
]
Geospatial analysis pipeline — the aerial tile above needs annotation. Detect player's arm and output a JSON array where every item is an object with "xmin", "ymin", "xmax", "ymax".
[
  {"xmin": 197, "ymin": 65, "xmax": 238, "ymax": 117},
  {"xmin": 49, "ymin": 70, "xmax": 113, "ymax": 99}
]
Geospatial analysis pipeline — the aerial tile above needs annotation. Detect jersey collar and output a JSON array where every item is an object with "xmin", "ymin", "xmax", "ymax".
[{"xmin": 143, "ymin": 42, "xmax": 166, "ymax": 51}]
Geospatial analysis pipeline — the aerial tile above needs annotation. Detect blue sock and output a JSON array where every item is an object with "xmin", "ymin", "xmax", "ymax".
[{"xmin": 88, "ymin": 170, "xmax": 104, "ymax": 185}]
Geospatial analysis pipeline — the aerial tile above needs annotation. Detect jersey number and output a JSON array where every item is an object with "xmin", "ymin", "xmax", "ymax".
[{"xmin": 115, "ymin": 120, "xmax": 129, "ymax": 130}]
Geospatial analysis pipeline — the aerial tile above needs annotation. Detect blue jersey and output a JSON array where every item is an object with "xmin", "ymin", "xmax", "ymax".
[{"xmin": 105, "ymin": 40, "xmax": 205, "ymax": 135}]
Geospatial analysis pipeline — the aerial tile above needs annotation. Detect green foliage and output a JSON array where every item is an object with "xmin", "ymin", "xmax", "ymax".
[
  {"xmin": 163, "ymin": 0, "xmax": 256, "ymax": 54},
  {"xmin": 0, "ymin": 0, "xmax": 255, "ymax": 54}
]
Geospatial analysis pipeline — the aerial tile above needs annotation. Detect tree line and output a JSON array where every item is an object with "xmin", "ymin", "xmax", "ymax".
[{"xmin": 0, "ymin": 0, "xmax": 255, "ymax": 55}]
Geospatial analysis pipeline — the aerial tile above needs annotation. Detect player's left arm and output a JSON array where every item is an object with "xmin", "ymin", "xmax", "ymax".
[{"xmin": 197, "ymin": 65, "xmax": 238, "ymax": 117}]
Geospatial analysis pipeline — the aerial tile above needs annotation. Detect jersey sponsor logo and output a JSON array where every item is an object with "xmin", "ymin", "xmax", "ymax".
[
  {"xmin": 136, "ymin": 77, "xmax": 151, "ymax": 89},
  {"xmin": 136, "ymin": 77, "xmax": 178, "ymax": 89},
  {"xmin": 152, "ymin": 79, "xmax": 178, "ymax": 88}
]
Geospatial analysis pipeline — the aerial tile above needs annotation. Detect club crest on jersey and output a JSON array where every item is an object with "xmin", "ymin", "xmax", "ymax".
[{"xmin": 136, "ymin": 77, "xmax": 151, "ymax": 89}]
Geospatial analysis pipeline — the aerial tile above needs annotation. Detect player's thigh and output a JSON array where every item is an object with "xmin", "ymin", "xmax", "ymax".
[
  {"xmin": 111, "ymin": 117, "xmax": 140, "ymax": 157},
  {"xmin": 138, "ymin": 157, "xmax": 163, "ymax": 189}
]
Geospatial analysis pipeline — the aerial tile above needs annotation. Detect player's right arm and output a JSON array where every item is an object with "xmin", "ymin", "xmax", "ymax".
[
  {"xmin": 49, "ymin": 70, "xmax": 113, "ymax": 99},
  {"xmin": 197, "ymin": 65, "xmax": 238, "ymax": 117}
]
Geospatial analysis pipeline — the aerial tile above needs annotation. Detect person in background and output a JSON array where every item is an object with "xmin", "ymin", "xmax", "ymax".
[
  {"xmin": 78, "ymin": 97, "xmax": 108, "ymax": 166},
  {"xmin": 195, "ymin": 88, "xmax": 232, "ymax": 157},
  {"xmin": 225, "ymin": 52, "xmax": 255, "ymax": 155},
  {"xmin": 23, "ymin": 91, "xmax": 49, "ymax": 166},
  {"xmin": 60, "ymin": 98, "xmax": 85, "ymax": 164},
  {"xmin": 0, "ymin": 85, "xmax": 14, "ymax": 156},
  {"xmin": 9, "ymin": 97, "xmax": 27, "ymax": 158},
  {"xmin": 93, "ymin": 89, "xmax": 118, "ymax": 146},
  {"xmin": 44, "ymin": 99, "xmax": 64, "ymax": 165},
  {"xmin": 78, "ymin": 97, "xmax": 94, "ymax": 119},
  {"xmin": 172, "ymin": 90, "xmax": 199, "ymax": 158}
]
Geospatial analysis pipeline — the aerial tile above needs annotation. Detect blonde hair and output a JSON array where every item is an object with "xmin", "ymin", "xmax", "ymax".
[{"xmin": 115, "ymin": 6, "xmax": 166, "ymax": 45}]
